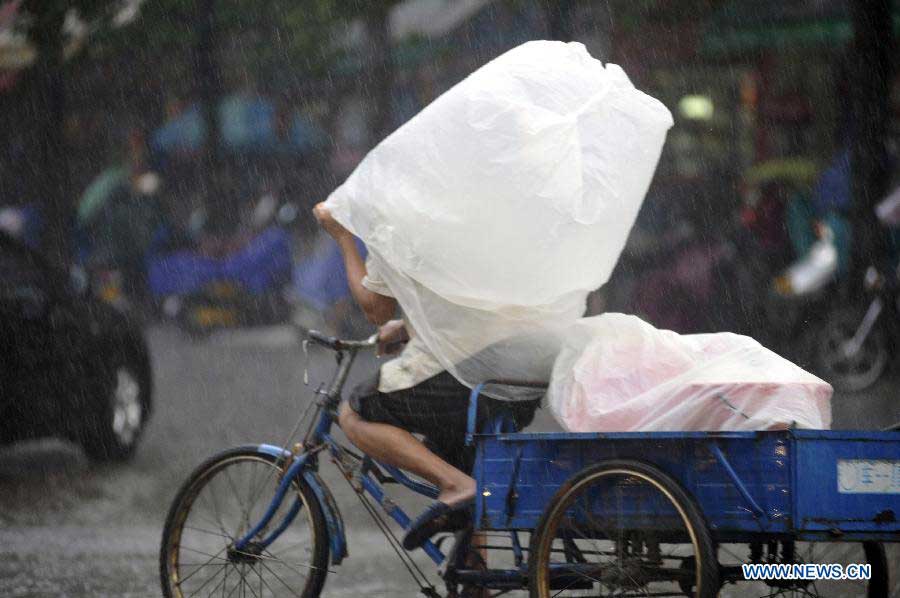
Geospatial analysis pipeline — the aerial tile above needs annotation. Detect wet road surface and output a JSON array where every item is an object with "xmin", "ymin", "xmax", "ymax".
[{"xmin": 1, "ymin": 324, "xmax": 898, "ymax": 597}]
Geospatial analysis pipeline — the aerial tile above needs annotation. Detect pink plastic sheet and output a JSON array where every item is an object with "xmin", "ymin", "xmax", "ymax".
[{"xmin": 548, "ymin": 314, "xmax": 832, "ymax": 432}]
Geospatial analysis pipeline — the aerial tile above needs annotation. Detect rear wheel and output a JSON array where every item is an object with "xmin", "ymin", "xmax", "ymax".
[
  {"xmin": 814, "ymin": 306, "xmax": 888, "ymax": 392},
  {"xmin": 528, "ymin": 459, "xmax": 718, "ymax": 597},
  {"xmin": 160, "ymin": 448, "xmax": 330, "ymax": 598}
]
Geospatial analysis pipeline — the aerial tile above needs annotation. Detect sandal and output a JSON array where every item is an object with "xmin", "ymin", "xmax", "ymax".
[{"xmin": 402, "ymin": 500, "xmax": 473, "ymax": 551}]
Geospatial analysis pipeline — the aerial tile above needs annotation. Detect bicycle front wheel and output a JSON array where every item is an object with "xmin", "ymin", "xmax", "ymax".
[{"xmin": 160, "ymin": 448, "xmax": 330, "ymax": 598}]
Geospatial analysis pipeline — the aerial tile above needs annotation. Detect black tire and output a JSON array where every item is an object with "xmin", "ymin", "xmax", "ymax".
[
  {"xmin": 813, "ymin": 305, "xmax": 889, "ymax": 392},
  {"xmin": 160, "ymin": 447, "xmax": 330, "ymax": 598},
  {"xmin": 863, "ymin": 541, "xmax": 890, "ymax": 598},
  {"xmin": 80, "ymin": 345, "xmax": 151, "ymax": 462},
  {"xmin": 528, "ymin": 459, "xmax": 718, "ymax": 598}
]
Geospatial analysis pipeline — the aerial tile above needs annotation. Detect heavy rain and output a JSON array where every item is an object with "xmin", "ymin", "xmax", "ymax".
[{"xmin": 0, "ymin": 1, "xmax": 898, "ymax": 597}]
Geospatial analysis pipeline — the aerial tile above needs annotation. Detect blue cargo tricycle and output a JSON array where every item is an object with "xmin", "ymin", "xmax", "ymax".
[{"xmin": 160, "ymin": 331, "xmax": 900, "ymax": 597}]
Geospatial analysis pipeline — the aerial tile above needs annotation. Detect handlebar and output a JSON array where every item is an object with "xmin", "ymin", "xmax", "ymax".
[{"xmin": 306, "ymin": 329, "xmax": 378, "ymax": 352}]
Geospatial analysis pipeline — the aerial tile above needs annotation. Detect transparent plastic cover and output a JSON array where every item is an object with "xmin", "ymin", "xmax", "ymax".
[
  {"xmin": 326, "ymin": 41, "xmax": 673, "ymax": 399},
  {"xmin": 549, "ymin": 313, "xmax": 833, "ymax": 432}
]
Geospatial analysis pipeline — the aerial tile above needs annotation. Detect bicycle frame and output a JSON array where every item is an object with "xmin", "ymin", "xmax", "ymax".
[{"xmin": 232, "ymin": 338, "xmax": 448, "ymax": 565}]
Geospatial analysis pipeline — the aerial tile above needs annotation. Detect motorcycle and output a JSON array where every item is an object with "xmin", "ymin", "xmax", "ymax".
[
  {"xmin": 809, "ymin": 187, "xmax": 900, "ymax": 391},
  {"xmin": 763, "ymin": 212, "xmax": 850, "ymax": 365},
  {"xmin": 733, "ymin": 157, "xmax": 857, "ymax": 363},
  {"xmin": 148, "ymin": 193, "xmax": 299, "ymax": 338}
]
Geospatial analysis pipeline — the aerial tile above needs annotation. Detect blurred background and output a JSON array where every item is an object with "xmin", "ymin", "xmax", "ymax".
[{"xmin": 0, "ymin": 1, "xmax": 898, "ymax": 596}]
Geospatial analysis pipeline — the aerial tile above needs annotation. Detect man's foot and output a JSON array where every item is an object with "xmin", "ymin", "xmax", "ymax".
[
  {"xmin": 402, "ymin": 500, "xmax": 474, "ymax": 551},
  {"xmin": 437, "ymin": 475, "xmax": 476, "ymax": 507}
]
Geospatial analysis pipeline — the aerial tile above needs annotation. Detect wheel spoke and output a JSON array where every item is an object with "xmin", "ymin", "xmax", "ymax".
[
  {"xmin": 185, "ymin": 525, "xmax": 233, "ymax": 541},
  {"xmin": 224, "ymin": 570, "xmax": 243, "ymax": 598},
  {"xmin": 177, "ymin": 547, "xmax": 229, "ymax": 586},
  {"xmin": 239, "ymin": 568, "xmax": 262, "ymax": 598},
  {"xmin": 259, "ymin": 548, "xmax": 326, "ymax": 574},
  {"xmin": 257, "ymin": 562, "xmax": 265, "ymax": 598},
  {"xmin": 164, "ymin": 453, "xmax": 326, "ymax": 598},
  {"xmin": 257, "ymin": 559, "xmax": 304, "ymax": 598},
  {"xmin": 221, "ymin": 564, "xmax": 231, "ymax": 598},
  {"xmin": 180, "ymin": 546, "xmax": 230, "ymax": 562},
  {"xmin": 198, "ymin": 564, "xmax": 234, "ymax": 598},
  {"xmin": 222, "ymin": 464, "xmax": 252, "ymax": 534},
  {"xmin": 201, "ymin": 479, "xmax": 234, "ymax": 541},
  {"xmin": 189, "ymin": 510, "xmax": 235, "ymax": 543},
  {"xmin": 184, "ymin": 561, "xmax": 228, "ymax": 598},
  {"xmin": 245, "ymin": 460, "xmax": 285, "ymax": 534},
  {"xmin": 269, "ymin": 539, "xmax": 312, "ymax": 558}
]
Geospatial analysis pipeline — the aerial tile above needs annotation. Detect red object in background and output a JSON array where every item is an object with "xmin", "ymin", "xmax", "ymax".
[
  {"xmin": 630, "ymin": 242, "xmax": 732, "ymax": 334},
  {"xmin": 762, "ymin": 93, "xmax": 813, "ymax": 123},
  {"xmin": 0, "ymin": 2, "xmax": 24, "ymax": 93},
  {"xmin": 748, "ymin": 192, "xmax": 788, "ymax": 251},
  {"xmin": 0, "ymin": 71, "xmax": 18, "ymax": 92},
  {"xmin": 0, "ymin": 1, "xmax": 20, "ymax": 28},
  {"xmin": 740, "ymin": 205, "xmax": 757, "ymax": 228}
]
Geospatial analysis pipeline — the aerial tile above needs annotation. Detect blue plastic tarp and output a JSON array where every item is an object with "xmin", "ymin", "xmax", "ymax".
[{"xmin": 147, "ymin": 226, "xmax": 292, "ymax": 296}]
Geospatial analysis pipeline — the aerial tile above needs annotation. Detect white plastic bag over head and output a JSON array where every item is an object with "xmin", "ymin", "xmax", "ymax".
[
  {"xmin": 326, "ymin": 41, "xmax": 673, "ymax": 398},
  {"xmin": 548, "ymin": 313, "xmax": 833, "ymax": 431}
]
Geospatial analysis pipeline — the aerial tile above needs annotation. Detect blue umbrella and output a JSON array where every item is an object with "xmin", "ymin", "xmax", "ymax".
[{"xmin": 150, "ymin": 94, "xmax": 325, "ymax": 156}]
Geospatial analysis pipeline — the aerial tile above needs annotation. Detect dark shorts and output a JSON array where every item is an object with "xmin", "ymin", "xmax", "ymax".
[{"xmin": 347, "ymin": 370, "xmax": 540, "ymax": 473}]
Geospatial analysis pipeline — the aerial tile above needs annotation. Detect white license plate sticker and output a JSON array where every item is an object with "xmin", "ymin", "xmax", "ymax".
[{"xmin": 837, "ymin": 460, "xmax": 900, "ymax": 494}]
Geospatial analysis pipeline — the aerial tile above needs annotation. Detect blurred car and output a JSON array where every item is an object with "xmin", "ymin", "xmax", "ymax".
[{"xmin": 0, "ymin": 232, "xmax": 153, "ymax": 461}]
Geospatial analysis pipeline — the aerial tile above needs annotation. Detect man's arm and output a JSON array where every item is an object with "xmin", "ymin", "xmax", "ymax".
[
  {"xmin": 335, "ymin": 235, "xmax": 397, "ymax": 325},
  {"xmin": 313, "ymin": 203, "xmax": 397, "ymax": 325}
]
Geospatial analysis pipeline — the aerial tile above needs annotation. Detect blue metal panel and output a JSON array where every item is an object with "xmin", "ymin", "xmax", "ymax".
[
  {"xmin": 693, "ymin": 434, "xmax": 793, "ymax": 535},
  {"xmin": 482, "ymin": 431, "xmax": 765, "ymax": 442},
  {"xmin": 793, "ymin": 431, "xmax": 900, "ymax": 539},
  {"xmin": 475, "ymin": 433, "xmax": 793, "ymax": 536},
  {"xmin": 474, "ymin": 429, "xmax": 900, "ymax": 543},
  {"xmin": 793, "ymin": 430, "xmax": 900, "ymax": 442}
]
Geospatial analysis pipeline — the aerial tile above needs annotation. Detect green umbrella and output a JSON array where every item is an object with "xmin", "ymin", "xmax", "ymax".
[
  {"xmin": 745, "ymin": 158, "xmax": 819, "ymax": 187},
  {"xmin": 77, "ymin": 166, "xmax": 128, "ymax": 226}
]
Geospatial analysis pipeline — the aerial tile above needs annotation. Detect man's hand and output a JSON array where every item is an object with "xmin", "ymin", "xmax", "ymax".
[
  {"xmin": 313, "ymin": 202, "xmax": 352, "ymax": 241},
  {"xmin": 377, "ymin": 319, "xmax": 409, "ymax": 356}
]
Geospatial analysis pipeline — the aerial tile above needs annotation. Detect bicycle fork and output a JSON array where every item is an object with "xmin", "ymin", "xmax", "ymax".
[{"xmin": 233, "ymin": 452, "xmax": 311, "ymax": 553}]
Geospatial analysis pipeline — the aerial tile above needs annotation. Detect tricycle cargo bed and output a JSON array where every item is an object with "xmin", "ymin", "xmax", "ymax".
[{"xmin": 474, "ymin": 429, "xmax": 900, "ymax": 543}]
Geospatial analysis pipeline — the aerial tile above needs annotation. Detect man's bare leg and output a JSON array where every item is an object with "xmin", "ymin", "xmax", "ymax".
[{"xmin": 338, "ymin": 401, "xmax": 475, "ymax": 506}]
